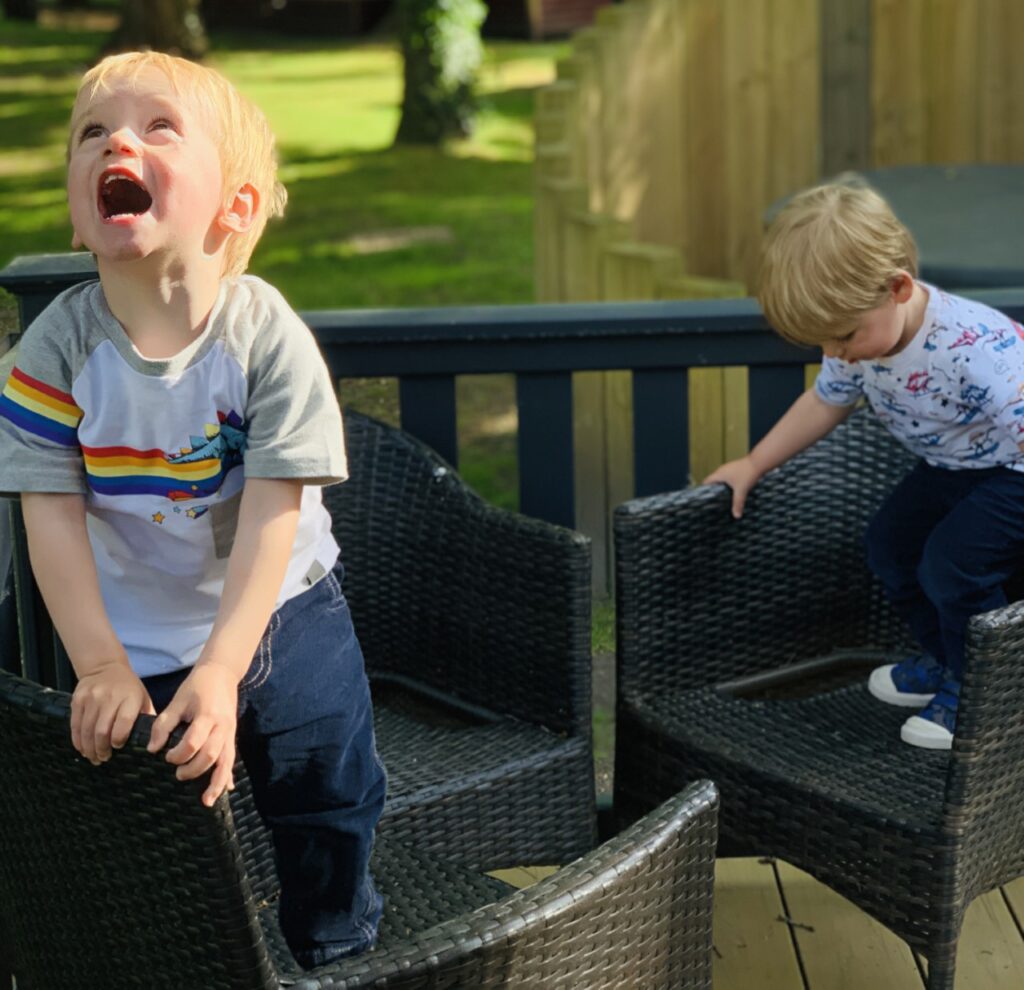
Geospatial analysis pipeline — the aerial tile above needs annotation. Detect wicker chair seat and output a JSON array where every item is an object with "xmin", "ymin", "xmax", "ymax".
[
  {"xmin": 377, "ymin": 702, "xmax": 580, "ymax": 800},
  {"xmin": 374, "ymin": 695, "xmax": 591, "ymax": 867},
  {"xmin": 630, "ymin": 683, "xmax": 949, "ymax": 829},
  {"xmin": 258, "ymin": 835, "xmax": 514, "ymax": 984}
]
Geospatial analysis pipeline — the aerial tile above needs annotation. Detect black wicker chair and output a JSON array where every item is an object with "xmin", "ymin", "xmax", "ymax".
[
  {"xmin": 328, "ymin": 410, "xmax": 596, "ymax": 868},
  {"xmin": 0, "ymin": 668, "xmax": 718, "ymax": 990},
  {"xmin": 613, "ymin": 408, "xmax": 1024, "ymax": 990},
  {"xmin": 6, "ymin": 409, "xmax": 597, "ymax": 872}
]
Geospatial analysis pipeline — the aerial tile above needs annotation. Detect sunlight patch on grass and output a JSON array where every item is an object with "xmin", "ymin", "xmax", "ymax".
[
  {"xmin": 0, "ymin": 153, "xmax": 63, "ymax": 178},
  {"xmin": 277, "ymin": 158, "xmax": 358, "ymax": 183},
  {"xmin": 330, "ymin": 226, "xmax": 455, "ymax": 256},
  {"xmin": 0, "ymin": 44, "xmax": 94, "ymax": 65}
]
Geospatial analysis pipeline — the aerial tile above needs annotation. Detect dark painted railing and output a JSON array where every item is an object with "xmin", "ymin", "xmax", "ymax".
[
  {"xmin": 0, "ymin": 253, "xmax": 811, "ymax": 524},
  {"xmin": 6, "ymin": 254, "xmax": 1024, "ymax": 524}
]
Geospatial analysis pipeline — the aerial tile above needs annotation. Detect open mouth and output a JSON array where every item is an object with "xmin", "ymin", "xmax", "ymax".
[{"xmin": 98, "ymin": 170, "xmax": 152, "ymax": 220}]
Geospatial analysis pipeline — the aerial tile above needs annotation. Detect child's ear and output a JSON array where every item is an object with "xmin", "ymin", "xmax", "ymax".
[
  {"xmin": 218, "ymin": 183, "xmax": 260, "ymax": 234},
  {"xmin": 891, "ymin": 270, "xmax": 915, "ymax": 303}
]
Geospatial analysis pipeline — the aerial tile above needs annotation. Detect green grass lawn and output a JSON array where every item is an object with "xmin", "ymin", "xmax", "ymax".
[{"xmin": 0, "ymin": 13, "xmax": 567, "ymax": 510}]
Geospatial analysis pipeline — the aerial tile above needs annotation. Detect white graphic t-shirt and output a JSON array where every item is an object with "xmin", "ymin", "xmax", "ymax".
[
  {"xmin": 815, "ymin": 284, "xmax": 1024, "ymax": 470},
  {"xmin": 0, "ymin": 275, "xmax": 346, "ymax": 676}
]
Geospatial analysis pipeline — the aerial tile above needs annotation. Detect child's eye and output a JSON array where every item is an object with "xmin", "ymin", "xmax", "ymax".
[
  {"xmin": 148, "ymin": 118, "xmax": 176, "ymax": 133},
  {"xmin": 78, "ymin": 123, "xmax": 103, "ymax": 142}
]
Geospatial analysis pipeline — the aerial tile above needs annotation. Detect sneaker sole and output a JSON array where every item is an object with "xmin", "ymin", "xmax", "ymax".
[
  {"xmin": 867, "ymin": 664, "xmax": 937, "ymax": 708},
  {"xmin": 901, "ymin": 715, "xmax": 953, "ymax": 750}
]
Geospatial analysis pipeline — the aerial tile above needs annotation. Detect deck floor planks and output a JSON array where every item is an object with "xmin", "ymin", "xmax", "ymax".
[
  {"xmin": 775, "ymin": 860, "xmax": 923, "ymax": 989},
  {"xmin": 713, "ymin": 856, "xmax": 805, "ymax": 989}
]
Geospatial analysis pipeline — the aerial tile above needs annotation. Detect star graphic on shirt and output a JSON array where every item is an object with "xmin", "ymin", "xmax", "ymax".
[{"xmin": 152, "ymin": 512, "xmax": 165, "ymax": 524}]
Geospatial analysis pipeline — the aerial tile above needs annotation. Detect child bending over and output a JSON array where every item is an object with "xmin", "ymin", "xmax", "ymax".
[
  {"xmin": 0, "ymin": 51, "xmax": 386, "ymax": 968},
  {"xmin": 706, "ymin": 181, "xmax": 1024, "ymax": 751}
]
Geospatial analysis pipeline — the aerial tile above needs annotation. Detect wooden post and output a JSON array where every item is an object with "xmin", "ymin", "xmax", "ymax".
[{"xmin": 563, "ymin": 209, "xmax": 629, "ymax": 594}]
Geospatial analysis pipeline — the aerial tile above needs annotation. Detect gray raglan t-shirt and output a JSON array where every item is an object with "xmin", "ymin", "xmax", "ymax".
[{"xmin": 0, "ymin": 275, "xmax": 346, "ymax": 676}]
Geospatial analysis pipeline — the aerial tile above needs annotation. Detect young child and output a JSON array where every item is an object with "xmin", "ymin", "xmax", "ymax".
[
  {"xmin": 0, "ymin": 52, "xmax": 387, "ymax": 968},
  {"xmin": 706, "ymin": 181, "xmax": 1024, "ymax": 752}
]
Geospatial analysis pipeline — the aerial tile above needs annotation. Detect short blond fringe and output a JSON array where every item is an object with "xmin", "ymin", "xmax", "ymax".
[
  {"xmin": 757, "ymin": 181, "xmax": 918, "ymax": 346},
  {"xmin": 70, "ymin": 51, "xmax": 287, "ymax": 277}
]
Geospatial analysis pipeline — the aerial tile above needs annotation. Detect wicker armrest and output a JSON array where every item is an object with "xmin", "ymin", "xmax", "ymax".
[
  {"xmin": 306, "ymin": 779, "xmax": 719, "ymax": 990},
  {"xmin": 951, "ymin": 599, "xmax": 1024, "ymax": 797},
  {"xmin": 328, "ymin": 412, "xmax": 592, "ymax": 736},
  {"xmin": 615, "ymin": 410, "xmax": 917, "ymax": 696}
]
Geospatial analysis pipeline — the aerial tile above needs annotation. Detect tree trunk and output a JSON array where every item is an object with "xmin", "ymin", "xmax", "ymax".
[
  {"xmin": 2, "ymin": 0, "xmax": 38, "ymax": 20},
  {"xmin": 116, "ymin": 0, "xmax": 208, "ymax": 59},
  {"xmin": 394, "ymin": 0, "xmax": 486, "ymax": 145}
]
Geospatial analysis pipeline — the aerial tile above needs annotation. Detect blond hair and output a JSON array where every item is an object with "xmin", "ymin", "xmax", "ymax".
[
  {"xmin": 757, "ymin": 181, "xmax": 918, "ymax": 346},
  {"xmin": 71, "ymin": 51, "xmax": 287, "ymax": 276}
]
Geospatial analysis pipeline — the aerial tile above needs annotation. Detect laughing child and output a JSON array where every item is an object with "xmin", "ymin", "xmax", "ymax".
[{"xmin": 0, "ymin": 52, "xmax": 386, "ymax": 968}]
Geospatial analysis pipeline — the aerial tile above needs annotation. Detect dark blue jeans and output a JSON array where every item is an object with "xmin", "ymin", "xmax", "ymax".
[
  {"xmin": 864, "ymin": 461, "xmax": 1024, "ymax": 683},
  {"xmin": 143, "ymin": 561, "xmax": 387, "ymax": 969}
]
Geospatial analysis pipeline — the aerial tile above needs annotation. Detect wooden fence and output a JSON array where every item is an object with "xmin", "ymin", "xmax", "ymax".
[{"xmin": 535, "ymin": 0, "xmax": 1024, "ymax": 590}]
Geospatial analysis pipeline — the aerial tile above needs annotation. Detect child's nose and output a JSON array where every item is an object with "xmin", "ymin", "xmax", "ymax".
[{"xmin": 106, "ymin": 127, "xmax": 141, "ymax": 156}]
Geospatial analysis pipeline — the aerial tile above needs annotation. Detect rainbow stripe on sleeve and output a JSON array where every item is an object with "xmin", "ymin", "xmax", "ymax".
[{"xmin": 0, "ymin": 367, "xmax": 82, "ymax": 447}]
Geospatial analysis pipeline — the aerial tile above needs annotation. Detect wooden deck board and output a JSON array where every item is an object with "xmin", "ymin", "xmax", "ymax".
[
  {"xmin": 776, "ymin": 860, "xmax": 922, "ymax": 989},
  {"xmin": 713, "ymin": 856, "xmax": 804, "ymax": 989}
]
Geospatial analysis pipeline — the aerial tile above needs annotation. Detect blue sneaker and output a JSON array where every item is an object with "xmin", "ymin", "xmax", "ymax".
[
  {"xmin": 868, "ymin": 654, "xmax": 944, "ymax": 707},
  {"xmin": 901, "ymin": 682, "xmax": 959, "ymax": 750}
]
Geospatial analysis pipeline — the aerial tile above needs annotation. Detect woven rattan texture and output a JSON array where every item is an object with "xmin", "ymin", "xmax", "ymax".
[
  {"xmin": 289, "ymin": 780, "xmax": 719, "ymax": 990},
  {"xmin": 326, "ymin": 411, "xmax": 597, "ymax": 867},
  {"xmin": 0, "ymin": 670, "xmax": 717, "ymax": 990},
  {"xmin": 613, "ymin": 409, "xmax": 1024, "ymax": 990},
  {"xmin": 0, "ymin": 673, "xmax": 278, "ymax": 990}
]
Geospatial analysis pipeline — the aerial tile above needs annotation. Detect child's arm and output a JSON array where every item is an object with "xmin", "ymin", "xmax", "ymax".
[
  {"xmin": 21, "ymin": 493, "xmax": 156, "ymax": 764},
  {"xmin": 147, "ymin": 478, "xmax": 303, "ymax": 807},
  {"xmin": 703, "ymin": 387, "xmax": 855, "ymax": 518}
]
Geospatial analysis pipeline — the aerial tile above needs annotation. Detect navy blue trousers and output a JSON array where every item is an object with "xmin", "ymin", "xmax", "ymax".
[
  {"xmin": 864, "ymin": 461, "xmax": 1024, "ymax": 683},
  {"xmin": 144, "ymin": 561, "xmax": 387, "ymax": 969}
]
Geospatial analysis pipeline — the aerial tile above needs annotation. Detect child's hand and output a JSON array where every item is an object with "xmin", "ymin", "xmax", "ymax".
[
  {"xmin": 71, "ymin": 662, "xmax": 156, "ymax": 765},
  {"xmin": 147, "ymin": 662, "xmax": 239, "ymax": 808},
  {"xmin": 703, "ymin": 455, "xmax": 762, "ymax": 519}
]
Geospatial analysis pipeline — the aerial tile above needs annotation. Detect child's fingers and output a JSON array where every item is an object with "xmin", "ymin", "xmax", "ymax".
[
  {"xmin": 147, "ymin": 702, "xmax": 186, "ymax": 754},
  {"xmin": 70, "ymin": 700, "xmax": 84, "ymax": 757},
  {"xmin": 164, "ymin": 715, "xmax": 212, "ymax": 766},
  {"xmin": 76, "ymin": 701, "xmax": 102, "ymax": 764},
  {"xmin": 91, "ymin": 706, "xmax": 117, "ymax": 763},
  {"xmin": 174, "ymin": 723, "xmax": 225, "ymax": 781},
  {"xmin": 731, "ymin": 488, "xmax": 747, "ymax": 519},
  {"xmin": 109, "ymin": 697, "xmax": 139, "ymax": 750},
  {"xmin": 202, "ymin": 742, "xmax": 236, "ymax": 808}
]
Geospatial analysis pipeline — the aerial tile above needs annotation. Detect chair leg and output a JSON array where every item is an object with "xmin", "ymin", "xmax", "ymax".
[{"xmin": 925, "ymin": 942, "xmax": 958, "ymax": 990}]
